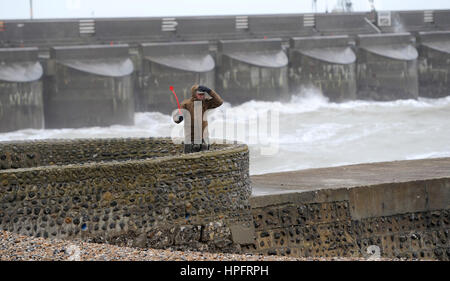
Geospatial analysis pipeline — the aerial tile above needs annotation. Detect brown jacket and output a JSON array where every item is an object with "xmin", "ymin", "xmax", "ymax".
[{"xmin": 173, "ymin": 85, "xmax": 223, "ymax": 143}]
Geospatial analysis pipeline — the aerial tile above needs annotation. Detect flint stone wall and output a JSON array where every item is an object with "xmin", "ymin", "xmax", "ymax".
[
  {"xmin": 247, "ymin": 179, "xmax": 450, "ymax": 260},
  {"xmin": 0, "ymin": 137, "xmax": 253, "ymax": 252}
]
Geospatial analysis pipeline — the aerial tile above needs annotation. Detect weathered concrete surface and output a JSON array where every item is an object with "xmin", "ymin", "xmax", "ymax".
[
  {"xmin": 417, "ymin": 31, "xmax": 450, "ymax": 98},
  {"xmin": 251, "ymin": 157, "xmax": 450, "ymax": 194},
  {"xmin": 1, "ymin": 137, "xmax": 448, "ymax": 259},
  {"xmin": 249, "ymin": 15, "xmax": 313, "ymax": 38},
  {"xmin": 288, "ymin": 35, "xmax": 357, "ymax": 102},
  {"xmin": 0, "ymin": 138, "xmax": 252, "ymax": 253},
  {"xmin": 138, "ymin": 42, "xmax": 215, "ymax": 114},
  {"xmin": 378, "ymin": 11, "xmax": 439, "ymax": 34},
  {"xmin": 216, "ymin": 39, "xmax": 289, "ymax": 104},
  {"xmin": 0, "ymin": 47, "xmax": 44, "ymax": 133},
  {"xmin": 1, "ymin": 10, "xmax": 449, "ymax": 48},
  {"xmin": 44, "ymin": 44, "xmax": 135, "ymax": 128},
  {"xmin": 315, "ymin": 13, "xmax": 376, "ymax": 35},
  {"xmin": 251, "ymin": 157, "xmax": 450, "ymax": 221},
  {"xmin": 356, "ymin": 33, "xmax": 419, "ymax": 101}
]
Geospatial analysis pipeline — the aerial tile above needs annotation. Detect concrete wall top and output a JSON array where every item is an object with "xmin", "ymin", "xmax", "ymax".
[
  {"xmin": 50, "ymin": 44, "xmax": 130, "ymax": 60},
  {"xmin": 435, "ymin": 10, "xmax": 450, "ymax": 26},
  {"xmin": 418, "ymin": 31, "xmax": 450, "ymax": 55},
  {"xmin": 140, "ymin": 41, "xmax": 215, "ymax": 72},
  {"xmin": 0, "ymin": 137, "xmax": 252, "ymax": 251},
  {"xmin": 290, "ymin": 35, "xmax": 352, "ymax": 49},
  {"xmin": 218, "ymin": 38, "xmax": 288, "ymax": 68},
  {"xmin": 248, "ymin": 14, "xmax": 308, "ymax": 36},
  {"xmin": 50, "ymin": 44, "xmax": 134, "ymax": 77},
  {"xmin": 0, "ymin": 20, "xmax": 79, "ymax": 43},
  {"xmin": 315, "ymin": 12, "xmax": 375, "ymax": 34},
  {"xmin": 0, "ymin": 137, "xmax": 232, "ymax": 169},
  {"xmin": 1, "ymin": 10, "xmax": 450, "ymax": 47},
  {"xmin": 377, "ymin": 11, "xmax": 442, "ymax": 33},
  {"xmin": 250, "ymin": 175, "xmax": 450, "ymax": 220},
  {"xmin": 0, "ymin": 47, "xmax": 39, "ymax": 62},
  {"xmin": 218, "ymin": 38, "xmax": 283, "ymax": 54}
]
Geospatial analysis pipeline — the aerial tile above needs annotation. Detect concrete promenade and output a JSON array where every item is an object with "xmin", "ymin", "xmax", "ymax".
[{"xmin": 251, "ymin": 157, "xmax": 450, "ymax": 196}]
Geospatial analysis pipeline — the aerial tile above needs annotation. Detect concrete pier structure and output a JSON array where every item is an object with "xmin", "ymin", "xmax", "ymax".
[
  {"xmin": 0, "ymin": 10, "xmax": 449, "ymax": 48},
  {"xmin": 289, "ymin": 35, "xmax": 357, "ymax": 102},
  {"xmin": 216, "ymin": 38, "xmax": 289, "ymax": 104},
  {"xmin": 138, "ymin": 42, "xmax": 215, "ymax": 113},
  {"xmin": 356, "ymin": 33, "xmax": 419, "ymax": 101},
  {"xmin": 0, "ymin": 47, "xmax": 44, "ymax": 133},
  {"xmin": 0, "ymin": 11, "xmax": 449, "ymax": 132},
  {"xmin": 248, "ymin": 14, "xmax": 313, "ymax": 38},
  {"xmin": 45, "ymin": 44, "xmax": 134, "ymax": 128},
  {"xmin": 417, "ymin": 31, "xmax": 450, "ymax": 98}
]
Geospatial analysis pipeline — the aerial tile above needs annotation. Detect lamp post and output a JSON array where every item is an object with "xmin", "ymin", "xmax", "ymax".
[
  {"xmin": 29, "ymin": 0, "xmax": 33, "ymax": 19},
  {"xmin": 312, "ymin": 0, "xmax": 317, "ymax": 13}
]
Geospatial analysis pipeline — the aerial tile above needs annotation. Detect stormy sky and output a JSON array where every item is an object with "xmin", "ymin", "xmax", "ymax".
[{"xmin": 1, "ymin": 0, "xmax": 449, "ymax": 19}]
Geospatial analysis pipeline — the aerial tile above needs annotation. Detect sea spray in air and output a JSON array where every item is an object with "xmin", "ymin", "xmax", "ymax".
[{"xmin": 1, "ymin": 90, "xmax": 450, "ymax": 176}]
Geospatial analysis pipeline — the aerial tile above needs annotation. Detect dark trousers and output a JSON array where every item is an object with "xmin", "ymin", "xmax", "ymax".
[{"xmin": 184, "ymin": 141, "xmax": 210, "ymax": 153}]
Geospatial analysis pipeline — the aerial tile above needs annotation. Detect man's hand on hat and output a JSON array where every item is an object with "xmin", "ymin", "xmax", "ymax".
[{"xmin": 197, "ymin": 85, "xmax": 211, "ymax": 94}]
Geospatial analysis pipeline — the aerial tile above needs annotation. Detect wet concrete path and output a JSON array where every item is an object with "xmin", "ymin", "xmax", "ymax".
[{"xmin": 251, "ymin": 157, "xmax": 450, "ymax": 196}]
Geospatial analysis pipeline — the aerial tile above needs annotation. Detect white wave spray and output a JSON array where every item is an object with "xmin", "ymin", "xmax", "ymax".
[{"xmin": 1, "ymin": 90, "xmax": 450, "ymax": 175}]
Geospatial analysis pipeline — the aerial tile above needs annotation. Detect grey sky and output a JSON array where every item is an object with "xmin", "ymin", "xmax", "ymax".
[{"xmin": 1, "ymin": 0, "xmax": 449, "ymax": 19}]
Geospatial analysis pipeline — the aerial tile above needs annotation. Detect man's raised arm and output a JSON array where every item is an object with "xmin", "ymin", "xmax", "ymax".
[{"xmin": 205, "ymin": 89, "xmax": 223, "ymax": 109}]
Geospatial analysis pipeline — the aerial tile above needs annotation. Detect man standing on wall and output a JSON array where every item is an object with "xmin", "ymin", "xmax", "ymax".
[{"xmin": 173, "ymin": 85, "xmax": 223, "ymax": 153}]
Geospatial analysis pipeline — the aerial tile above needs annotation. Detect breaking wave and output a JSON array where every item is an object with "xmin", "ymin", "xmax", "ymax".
[{"xmin": 1, "ymin": 90, "xmax": 450, "ymax": 176}]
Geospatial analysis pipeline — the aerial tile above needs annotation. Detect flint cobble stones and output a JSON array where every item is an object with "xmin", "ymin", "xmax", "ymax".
[
  {"xmin": 250, "ymin": 200, "xmax": 450, "ymax": 260},
  {"xmin": 0, "ymin": 137, "xmax": 252, "ymax": 253}
]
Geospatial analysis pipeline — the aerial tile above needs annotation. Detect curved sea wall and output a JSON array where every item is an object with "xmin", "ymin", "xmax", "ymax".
[
  {"xmin": 0, "ymin": 137, "xmax": 253, "ymax": 252},
  {"xmin": 1, "ymin": 137, "xmax": 449, "ymax": 260}
]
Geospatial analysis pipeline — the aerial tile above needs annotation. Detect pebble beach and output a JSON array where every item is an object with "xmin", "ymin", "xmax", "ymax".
[{"xmin": 0, "ymin": 230, "xmax": 379, "ymax": 261}]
